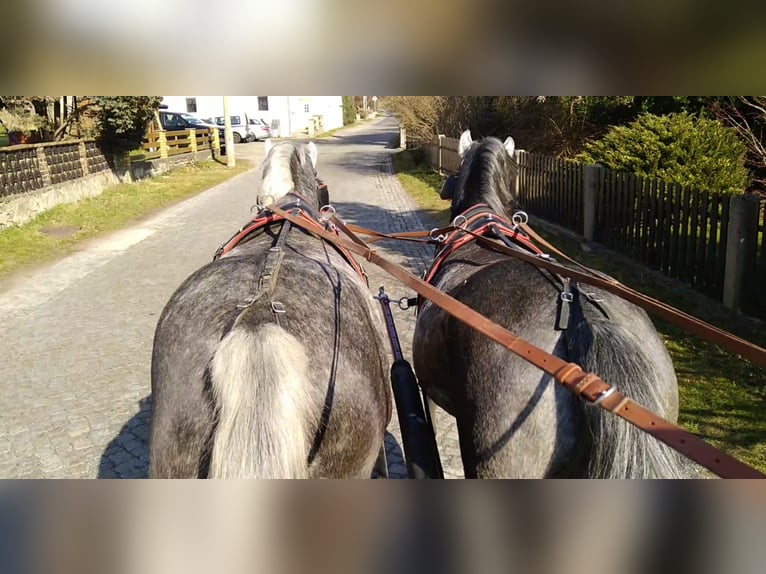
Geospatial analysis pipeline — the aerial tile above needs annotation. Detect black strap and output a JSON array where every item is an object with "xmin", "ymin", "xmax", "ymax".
[{"xmin": 219, "ymin": 216, "xmax": 294, "ymax": 340}]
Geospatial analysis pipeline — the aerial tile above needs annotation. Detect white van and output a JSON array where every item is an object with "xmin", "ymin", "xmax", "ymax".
[{"xmin": 213, "ymin": 112, "xmax": 253, "ymax": 144}]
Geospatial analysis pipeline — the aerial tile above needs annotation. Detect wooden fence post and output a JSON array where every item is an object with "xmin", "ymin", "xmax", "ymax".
[
  {"xmin": 723, "ymin": 194, "xmax": 760, "ymax": 311},
  {"xmin": 514, "ymin": 149, "xmax": 526, "ymax": 203},
  {"xmin": 212, "ymin": 128, "xmax": 221, "ymax": 153},
  {"xmin": 189, "ymin": 129, "xmax": 197, "ymax": 154},
  {"xmin": 158, "ymin": 130, "xmax": 169, "ymax": 159},
  {"xmin": 437, "ymin": 134, "xmax": 445, "ymax": 174},
  {"xmin": 583, "ymin": 164, "xmax": 603, "ymax": 242}
]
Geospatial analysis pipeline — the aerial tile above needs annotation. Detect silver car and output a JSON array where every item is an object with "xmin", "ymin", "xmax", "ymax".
[{"xmin": 248, "ymin": 118, "xmax": 272, "ymax": 141}]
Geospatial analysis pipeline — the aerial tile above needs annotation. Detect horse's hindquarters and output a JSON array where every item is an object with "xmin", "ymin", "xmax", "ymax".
[{"xmin": 150, "ymin": 247, "xmax": 390, "ymax": 479}]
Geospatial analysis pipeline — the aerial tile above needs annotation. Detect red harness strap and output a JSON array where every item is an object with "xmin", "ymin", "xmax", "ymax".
[
  {"xmin": 423, "ymin": 205, "xmax": 545, "ymax": 286},
  {"xmin": 213, "ymin": 206, "xmax": 368, "ymax": 283}
]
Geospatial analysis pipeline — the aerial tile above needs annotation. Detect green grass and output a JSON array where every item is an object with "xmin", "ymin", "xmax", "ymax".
[
  {"xmin": 391, "ymin": 151, "xmax": 451, "ymax": 226},
  {"xmin": 391, "ymin": 149, "xmax": 766, "ymax": 474},
  {"xmin": 0, "ymin": 159, "xmax": 252, "ymax": 279},
  {"xmin": 315, "ymin": 115, "xmax": 382, "ymax": 139},
  {"xmin": 314, "ymin": 126, "xmax": 348, "ymax": 139}
]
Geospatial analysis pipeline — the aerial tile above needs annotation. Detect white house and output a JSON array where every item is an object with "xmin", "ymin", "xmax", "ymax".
[{"xmin": 161, "ymin": 96, "xmax": 345, "ymax": 137}]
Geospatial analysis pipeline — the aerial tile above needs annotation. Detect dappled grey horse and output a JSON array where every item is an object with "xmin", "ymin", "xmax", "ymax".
[
  {"xmin": 149, "ymin": 140, "xmax": 391, "ymax": 478},
  {"xmin": 414, "ymin": 130, "xmax": 695, "ymax": 478}
]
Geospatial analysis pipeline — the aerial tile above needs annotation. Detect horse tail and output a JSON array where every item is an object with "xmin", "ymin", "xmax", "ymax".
[
  {"xmin": 566, "ymin": 294, "xmax": 695, "ymax": 479},
  {"xmin": 208, "ymin": 324, "xmax": 317, "ymax": 479}
]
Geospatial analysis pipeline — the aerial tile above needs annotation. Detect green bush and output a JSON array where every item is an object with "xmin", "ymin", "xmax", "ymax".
[
  {"xmin": 578, "ymin": 112, "xmax": 750, "ymax": 195},
  {"xmin": 342, "ymin": 96, "xmax": 356, "ymax": 126}
]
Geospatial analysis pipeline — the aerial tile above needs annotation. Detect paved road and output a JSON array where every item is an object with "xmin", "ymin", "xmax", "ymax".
[{"xmin": 0, "ymin": 116, "xmax": 464, "ymax": 479}]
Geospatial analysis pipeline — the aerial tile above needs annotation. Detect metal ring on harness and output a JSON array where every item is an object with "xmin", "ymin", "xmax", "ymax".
[
  {"xmin": 429, "ymin": 228, "xmax": 448, "ymax": 242},
  {"xmin": 452, "ymin": 214, "xmax": 468, "ymax": 230},
  {"xmin": 511, "ymin": 211, "xmax": 529, "ymax": 227},
  {"xmin": 319, "ymin": 204, "xmax": 336, "ymax": 218}
]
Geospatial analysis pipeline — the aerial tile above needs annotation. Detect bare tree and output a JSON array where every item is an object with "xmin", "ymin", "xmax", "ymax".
[{"xmin": 708, "ymin": 96, "xmax": 766, "ymax": 190}]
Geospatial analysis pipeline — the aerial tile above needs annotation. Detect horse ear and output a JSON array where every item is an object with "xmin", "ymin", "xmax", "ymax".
[
  {"xmin": 306, "ymin": 141, "xmax": 318, "ymax": 169},
  {"xmin": 458, "ymin": 130, "xmax": 473, "ymax": 158},
  {"xmin": 503, "ymin": 136, "xmax": 516, "ymax": 158},
  {"xmin": 264, "ymin": 138, "xmax": 274, "ymax": 156}
]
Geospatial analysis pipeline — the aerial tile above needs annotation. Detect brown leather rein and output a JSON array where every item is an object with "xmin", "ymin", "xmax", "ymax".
[
  {"xmin": 344, "ymin": 216, "xmax": 766, "ymax": 371},
  {"xmin": 267, "ymin": 204, "xmax": 765, "ymax": 479}
]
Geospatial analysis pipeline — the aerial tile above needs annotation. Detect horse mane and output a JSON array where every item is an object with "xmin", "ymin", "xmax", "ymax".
[
  {"xmin": 452, "ymin": 137, "xmax": 517, "ymax": 219},
  {"xmin": 261, "ymin": 142, "xmax": 318, "ymax": 206}
]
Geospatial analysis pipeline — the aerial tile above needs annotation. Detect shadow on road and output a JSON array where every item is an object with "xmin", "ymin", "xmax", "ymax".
[
  {"xmin": 98, "ymin": 397, "xmax": 411, "ymax": 479},
  {"xmin": 98, "ymin": 396, "xmax": 151, "ymax": 479}
]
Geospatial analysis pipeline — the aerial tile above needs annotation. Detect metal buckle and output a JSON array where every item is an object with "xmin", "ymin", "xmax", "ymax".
[
  {"xmin": 271, "ymin": 301, "xmax": 286, "ymax": 314},
  {"xmin": 590, "ymin": 387, "xmax": 617, "ymax": 407},
  {"xmin": 561, "ymin": 292, "xmax": 574, "ymax": 303},
  {"xmin": 429, "ymin": 228, "xmax": 448, "ymax": 242},
  {"xmin": 585, "ymin": 292, "xmax": 604, "ymax": 303}
]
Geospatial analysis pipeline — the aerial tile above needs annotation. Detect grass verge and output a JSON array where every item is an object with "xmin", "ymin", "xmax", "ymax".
[
  {"xmin": 391, "ymin": 151, "xmax": 451, "ymax": 226},
  {"xmin": 391, "ymin": 149, "xmax": 766, "ymax": 474},
  {"xmin": 0, "ymin": 159, "xmax": 252, "ymax": 279}
]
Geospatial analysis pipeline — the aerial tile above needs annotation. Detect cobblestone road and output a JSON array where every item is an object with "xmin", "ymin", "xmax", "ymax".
[{"xmin": 0, "ymin": 116, "xmax": 463, "ymax": 479}]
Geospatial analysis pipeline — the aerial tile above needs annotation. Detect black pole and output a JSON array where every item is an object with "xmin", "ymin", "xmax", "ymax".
[{"xmin": 377, "ymin": 287, "xmax": 443, "ymax": 479}]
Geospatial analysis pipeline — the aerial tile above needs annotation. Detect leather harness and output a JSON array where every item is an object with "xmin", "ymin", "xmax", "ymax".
[
  {"xmin": 419, "ymin": 204, "xmax": 611, "ymax": 331},
  {"xmin": 213, "ymin": 192, "xmax": 367, "ymax": 335},
  {"xmin": 267, "ymin": 203, "xmax": 766, "ymax": 479}
]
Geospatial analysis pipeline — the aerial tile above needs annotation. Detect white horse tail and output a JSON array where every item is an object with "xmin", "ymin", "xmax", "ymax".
[{"xmin": 208, "ymin": 324, "xmax": 317, "ymax": 479}]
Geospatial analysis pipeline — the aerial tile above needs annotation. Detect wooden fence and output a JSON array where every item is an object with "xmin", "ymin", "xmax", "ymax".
[
  {"xmin": 423, "ymin": 134, "xmax": 766, "ymax": 319},
  {"xmin": 137, "ymin": 127, "xmax": 218, "ymax": 161}
]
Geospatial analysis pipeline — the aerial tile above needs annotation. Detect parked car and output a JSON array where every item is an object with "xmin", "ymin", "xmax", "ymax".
[
  {"xmin": 158, "ymin": 111, "xmax": 219, "ymax": 132},
  {"xmin": 213, "ymin": 114, "xmax": 253, "ymax": 144},
  {"xmin": 156, "ymin": 110, "xmax": 225, "ymax": 148},
  {"xmin": 0, "ymin": 119, "xmax": 9, "ymax": 147},
  {"xmin": 248, "ymin": 118, "xmax": 272, "ymax": 141}
]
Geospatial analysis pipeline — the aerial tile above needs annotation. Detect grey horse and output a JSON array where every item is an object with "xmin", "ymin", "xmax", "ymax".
[
  {"xmin": 149, "ymin": 140, "xmax": 391, "ymax": 478},
  {"xmin": 414, "ymin": 130, "xmax": 695, "ymax": 478}
]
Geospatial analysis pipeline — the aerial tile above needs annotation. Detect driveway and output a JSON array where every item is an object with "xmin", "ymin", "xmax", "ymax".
[{"xmin": 0, "ymin": 116, "xmax": 463, "ymax": 479}]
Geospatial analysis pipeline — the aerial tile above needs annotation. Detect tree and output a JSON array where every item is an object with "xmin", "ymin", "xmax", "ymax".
[
  {"xmin": 342, "ymin": 96, "xmax": 356, "ymax": 126},
  {"xmin": 92, "ymin": 96, "xmax": 163, "ymax": 151},
  {"xmin": 707, "ymin": 96, "xmax": 766, "ymax": 191}
]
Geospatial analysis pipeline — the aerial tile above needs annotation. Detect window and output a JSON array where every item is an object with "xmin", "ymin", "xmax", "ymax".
[
  {"xmin": 185, "ymin": 97, "xmax": 197, "ymax": 113},
  {"xmin": 304, "ymin": 104, "xmax": 310, "ymax": 113},
  {"xmin": 258, "ymin": 96, "xmax": 269, "ymax": 111},
  {"xmin": 162, "ymin": 113, "xmax": 183, "ymax": 129}
]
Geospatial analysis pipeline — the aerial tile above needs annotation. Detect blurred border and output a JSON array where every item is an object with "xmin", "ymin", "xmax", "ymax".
[
  {"xmin": 1, "ymin": 0, "xmax": 765, "ymax": 92},
  {"xmin": 1, "ymin": 480, "xmax": 763, "ymax": 574}
]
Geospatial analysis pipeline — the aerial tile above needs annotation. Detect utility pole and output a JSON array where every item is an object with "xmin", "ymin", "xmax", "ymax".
[{"xmin": 223, "ymin": 96, "xmax": 236, "ymax": 168}]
